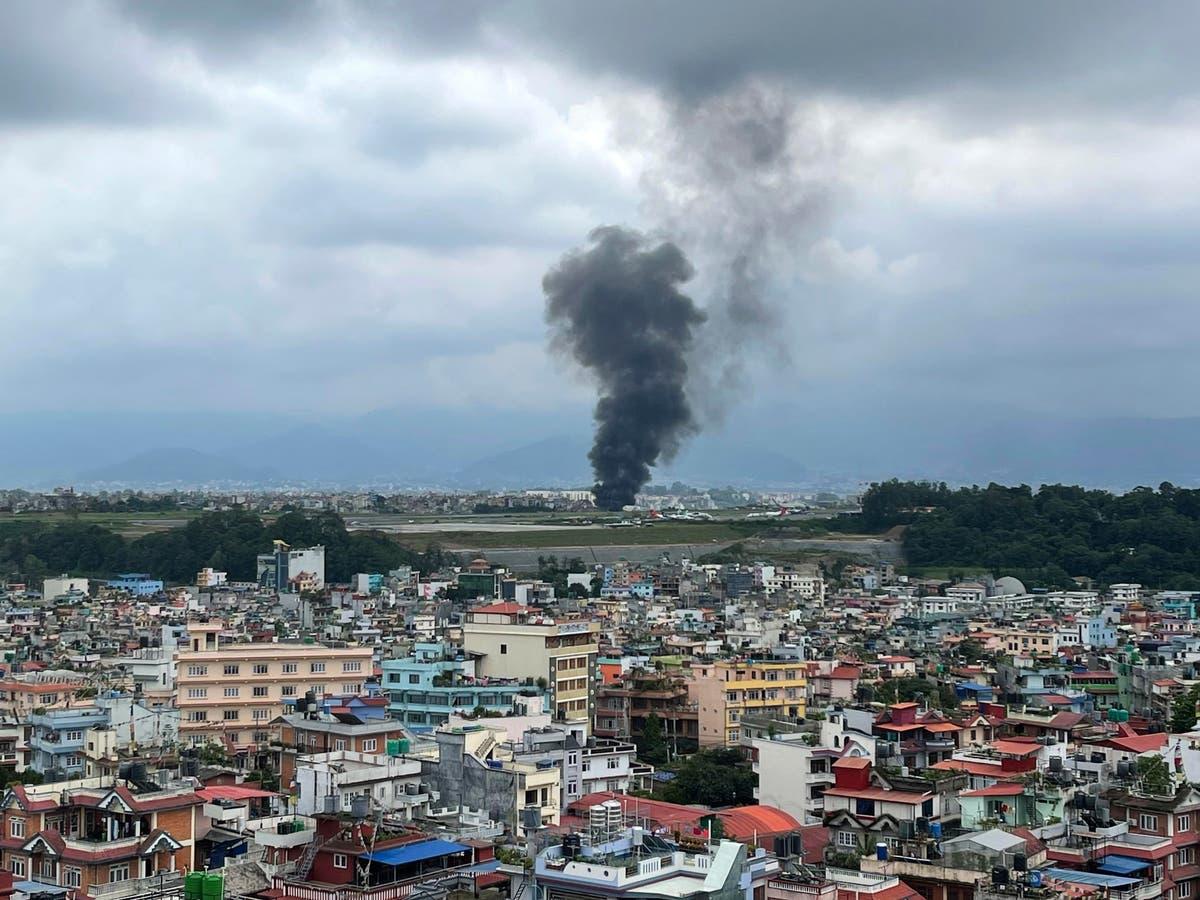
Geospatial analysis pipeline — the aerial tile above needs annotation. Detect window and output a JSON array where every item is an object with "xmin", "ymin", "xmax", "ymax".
[
  {"xmin": 1140, "ymin": 814, "xmax": 1160, "ymax": 832},
  {"xmin": 252, "ymin": 709, "xmax": 268, "ymax": 721},
  {"xmin": 40, "ymin": 859, "xmax": 55, "ymax": 878},
  {"xmin": 187, "ymin": 711, "xmax": 208, "ymax": 722},
  {"xmin": 254, "ymin": 731, "xmax": 270, "ymax": 742},
  {"xmin": 223, "ymin": 710, "xmax": 239, "ymax": 720},
  {"xmin": 838, "ymin": 831, "xmax": 857, "ymax": 848},
  {"xmin": 500, "ymin": 644, "xmax": 508, "ymax": 655},
  {"xmin": 10, "ymin": 858, "xmax": 25, "ymax": 878},
  {"xmin": 227, "ymin": 733, "xmax": 239, "ymax": 743},
  {"xmin": 607, "ymin": 757, "xmax": 620, "ymax": 769},
  {"xmin": 253, "ymin": 686, "xmax": 269, "ymax": 697},
  {"xmin": 224, "ymin": 664, "xmax": 240, "ymax": 676},
  {"xmin": 1180, "ymin": 847, "xmax": 1195, "ymax": 866},
  {"xmin": 282, "ymin": 663, "xmax": 298, "ymax": 674},
  {"xmin": 333, "ymin": 854, "xmax": 348, "ymax": 869},
  {"xmin": 11, "ymin": 818, "xmax": 24, "ymax": 838},
  {"xmin": 1180, "ymin": 815, "xmax": 1192, "ymax": 833},
  {"xmin": 65, "ymin": 730, "xmax": 83, "ymax": 741},
  {"xmin": 1181, "ymin": 883, "xmax": 1193, "ymax": 899},
  {"xmin": 408, "ymin": 674, "xmax": 420, "ymax": 684},
  {"xmin": 311, "ymin": 662, "xmax": 326, "ymax": 673},
  {"xmin": 224, "ymin": 687, "xmax": 239, "ymax": 697},
  {"xmin": 187, "ymin": 665, "xmax": 208, "ymax": 676},
  {"xmin": 187, "ymin": 688, "xmax": 207, "ymax": 699},
  {"xmin": 343, "ymin": 661, "xmax": 362, "ymax": 673},
  {"xmin": 342, "ymin": 683, "xmax": 360, "ymax": 694},
  {"xmin": 282, "ymin": 685, "xmax": 297, "ymax": 697},
  {"xmin": 65, "ymin": 868, "xmax": 81, "ymax": 889},
  {"xmin": 335, "ymin": 739, "xmax": 347, "ymax": 751},
  {"xmin": 922, "ymin": 799, "xmax": 935, "ymax": 817},
  {"xmin": 362, "ymin": 739, "xmax": 377, "ymax": 752},
  {"xmin": 856, "ymin": 798, "xmax": 876, "ymax": 816},
  {"xmin": 253, "ymin": 664, "xmax": 269, "ymax": 675},
  {"xmin": 109, "ymin": 864, "xmax": 129, "ymax": 883}
]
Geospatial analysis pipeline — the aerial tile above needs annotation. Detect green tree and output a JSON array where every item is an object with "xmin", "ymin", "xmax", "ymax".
[
  {"xmin": 1138, "ymin": 755, "xmax": 1174, "ymax": 795},
  {"xmin": 1171, "ymin": 687, "xmax": 1200, "ymax": 734},
  {"xmin": 637, "ymin": 713, "xmax": 668, "ymax": 765},
  {"xmin": 661, "ymin": 749, "xmax": 755, "ymax": 807}
]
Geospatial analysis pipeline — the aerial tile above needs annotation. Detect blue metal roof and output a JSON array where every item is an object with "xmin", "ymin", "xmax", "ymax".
[
  {"xmin": 1098, "ymin": 855, "xmax": 1153, "ymax": 875},
  {"xmin": 1044, "ymin": 868, "xmax": 1141, "ymax": 888},
  {"xmin": 363, "ymin": 840, "xmax": 469, "ymax": 867}
]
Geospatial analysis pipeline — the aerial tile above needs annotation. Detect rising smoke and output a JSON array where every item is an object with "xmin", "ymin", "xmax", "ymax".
[
  {"xmin": 546, "ymin": 82, "xmax": 834, "ymax": 508},
  {"xmin": 544, "ymin": 226, "xmax": 705, "ymax": 510}
]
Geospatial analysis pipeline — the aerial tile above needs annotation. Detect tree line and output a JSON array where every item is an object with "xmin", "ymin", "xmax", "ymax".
[
  {"xmin": 861, "ymin": 479, "xmax": 1200, "ymax": 588},
  {"xmin": 0, "ymin": 509, "xmax": 453, "ymax": 585}
]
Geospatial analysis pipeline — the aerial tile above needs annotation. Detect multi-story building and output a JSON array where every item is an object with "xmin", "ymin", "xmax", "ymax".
[
  {"xmin": 873, "ymin": 703, "xmax": 963, "ymax": 770},
  {"xmin": 422, "ymin": 724, "xmax": 561, "ymax": 838},
  {"xmin": 41, "ymin": 575, "xmax": 90, "ymax": 603},
  {"xmin": 105, "ymin": 574, "xmax": 164, "ymax": 597},
  {"xmin": 690, "ymin": 658, "xmax": 807, "ymax": 748},
  {"xmin": 175, "ymin": 624, "xmax": 373, "ymax": 756},
  {"xmin": 0, "ymin": 718, "xmax": 30, "ymax": 773},
  {"xmin": 27, "ymin": 707, "xmax": 111, "ymax": 778},
  {"xmin": 0, "ymin": 682, "xmax": 75, "ymax": 718},
  {"xmin": 534, "ymin": 828, "xmax": 781, "ymax": 900},
  {"xmin": 293, "ymin": 750, "xmax": 427, "ymax": 820},
  {"xmin": 462, "ymin": 603, "xmax": 598, "ymax": 735},
  {"xmin": 256, "ymin": 541, "xmax": 326, "ymax": 592},
  {"xmin": 594, "ymin": 670, "xmax": 699, "ymax": 753},
  {"xmin": 275, "ymin": 711, "xmax": 411, "ymax": 788},
  {"xmin": 380, "ymin": 641, "xmax": 541, "ymax": 728},
  {"xmin": 0, "ymin": 778, "xmax": 203, "ymax": 898}
]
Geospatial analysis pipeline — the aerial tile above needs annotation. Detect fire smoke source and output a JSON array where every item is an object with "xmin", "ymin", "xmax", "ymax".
[{"xmin": 544, "ymin": 226, "xmax": 705, "ymax": 510}]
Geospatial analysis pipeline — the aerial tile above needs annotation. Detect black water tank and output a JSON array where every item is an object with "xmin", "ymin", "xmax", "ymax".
[
  {"xmin": 992, "ymin": 867, "xmax": 1010, "ymax": 886},
  {"xmin": 1014, "ymin": 853, "xmax": 1027, "ymax": 872}
]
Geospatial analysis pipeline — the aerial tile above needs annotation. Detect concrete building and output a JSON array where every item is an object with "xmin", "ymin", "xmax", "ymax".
[
  {"xmin": 380, "ymin": 641, "xmax": 543, "ymax": 728},
  {"xmin": 175, "ymin": 624, "xmax": 373, "ymax": 755},
  {"xmin": 41, "ymin": 575, "xmax": 89, "ymax": 603},
  {"xmin": 534, "ymin": 828, "xmax": 780, "ymax": 900},
  {"xmin": 690, "ymin": 658, "xmax": 807, "ymax": 748},
  {"xmin": 294, "ymin": 750, "xmax": 428, "ymax": 821},
  {"xmin": 256, "ymin": 541, "xmax": 326, "ymax": 592},
  {"xmin": 275, "ymin": 711, "xmax": 411, "ymax": 788},
  {"xmin": 105, "ymin": 574, "xmax": 164, "ymax": 597},
  {"xmin": 462, "ymin": 603, "xmax": 598, "ymax": 735},
  {"xmin": 421, "ymin": 724, "xmax": 561, "ymax": 839}
]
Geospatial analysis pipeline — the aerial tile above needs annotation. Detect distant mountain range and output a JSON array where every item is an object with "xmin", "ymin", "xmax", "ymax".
[{"xmin": 8, "ymin": 407, "xmax": 1200, "ymax": 491}]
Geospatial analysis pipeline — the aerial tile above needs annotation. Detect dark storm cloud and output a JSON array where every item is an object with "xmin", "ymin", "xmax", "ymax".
[
  {"xmin": 544, "ymin": 227, "xmax": 705, "ymax": 509},
  {"xmin": 496, "ymin": 1, "xmax": 1200, "ymax": 112},
  {"xmin": 0, "ymin": 0, "xmax": 211, "ymax": 125}
]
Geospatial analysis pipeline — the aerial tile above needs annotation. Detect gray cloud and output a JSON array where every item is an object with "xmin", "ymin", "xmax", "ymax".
[{"xmin": 0, "ymin": 0, "xmax": 1198, "ymax": 478}]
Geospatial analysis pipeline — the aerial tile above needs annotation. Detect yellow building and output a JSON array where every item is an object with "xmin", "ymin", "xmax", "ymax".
[
  {"xmin": 690, "ymin": 659, "xmax": 807, "ymax": 747},
  {"xmin": 176, "ymin": 624, "xmax": 374, "ymax": 751},
  {"xmin": 461, "ymin": 603, "xmax": 598, "ymax": 732}
]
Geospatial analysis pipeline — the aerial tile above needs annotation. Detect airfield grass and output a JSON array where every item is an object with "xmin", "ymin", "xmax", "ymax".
[{"xmin": 0, "ymin": 510, "xmax": 201, "ymax": 537}]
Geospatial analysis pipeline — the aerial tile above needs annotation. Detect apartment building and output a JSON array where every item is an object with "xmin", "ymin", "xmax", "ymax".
[
  {"xmin": 175, "ymin": 624, "xmax": 374, "ymax": 752},
  {"xmin": 690, "ymin": 658, "xmax": 807, "ymax": 748},
  {"xmin": 0, "ymin": 682, "xmax": 75, "ymax": 717},
  {"xmin": 462, "ymin": 603, "xmax": 598, "ymax": 733}
]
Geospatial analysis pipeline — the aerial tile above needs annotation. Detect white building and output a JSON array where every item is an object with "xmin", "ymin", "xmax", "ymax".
[
  {"xmin": 42, "ymin": 574, "xmax": 89, "ymax": 602},
  {"xmin": 294, "ymin": 750, "xmax": 429, "ymax": 821},
  {"xmin": 196, "ymin": 567, "xmax": 227, "ymax": 588},
  {"xmin": 1110, "ymin": 583, "xmax": 1142, "ymax": 602}
]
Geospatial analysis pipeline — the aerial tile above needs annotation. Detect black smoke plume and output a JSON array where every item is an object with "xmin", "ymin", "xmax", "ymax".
[{"xmin": 544, "ymin": 226, "xmax": 705, "ymax": 510}]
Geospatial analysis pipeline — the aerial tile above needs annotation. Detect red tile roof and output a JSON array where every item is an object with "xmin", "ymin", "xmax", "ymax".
[
  {"xmin": 991, "ymin": 740, "xmax": 1042, "ymax": 757},
  {"xmin": 717, "ymin": 805, "xmax": 800, "ymax": 839}
]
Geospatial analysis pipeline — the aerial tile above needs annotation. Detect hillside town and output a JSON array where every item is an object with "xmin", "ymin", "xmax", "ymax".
[{"xmin": 0, "ymin": 520, "xmax": 1196, "ymax": 900}]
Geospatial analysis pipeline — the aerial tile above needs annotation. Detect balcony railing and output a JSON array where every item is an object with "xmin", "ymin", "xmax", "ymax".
[{"xmin": 92, "ymin": 870, "xmax": 184, "ymax": 899}]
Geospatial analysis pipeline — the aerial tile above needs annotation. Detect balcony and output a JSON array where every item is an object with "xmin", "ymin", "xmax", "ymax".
[
  {"xmin": 246, "ymin": 816, "xmax": 317, "ymax": 850},
  {"xmin": 92, "ymin": 871, "xmax": 183, "ymax": 899}
]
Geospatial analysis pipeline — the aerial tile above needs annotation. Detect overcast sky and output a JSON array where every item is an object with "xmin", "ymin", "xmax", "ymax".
[{"xmin": 5, "ymin": 1, "xmax": 1200, "ymax": 425}]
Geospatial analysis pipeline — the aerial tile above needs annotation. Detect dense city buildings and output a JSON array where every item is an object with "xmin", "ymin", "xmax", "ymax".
[{"xmin": 0, "ymin": 484, "xmax": 1199, "ymax": 900}]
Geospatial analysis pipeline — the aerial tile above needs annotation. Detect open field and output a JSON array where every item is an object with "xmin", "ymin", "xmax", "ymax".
[{"xmin": 0, "ymin": 510, "xmax": 200, "ymax": 537}]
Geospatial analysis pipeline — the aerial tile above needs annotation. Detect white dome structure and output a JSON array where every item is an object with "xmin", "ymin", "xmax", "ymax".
[{"xmin": 993, "ymin": 575, "xmax": 1027, "ymax": 597}]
